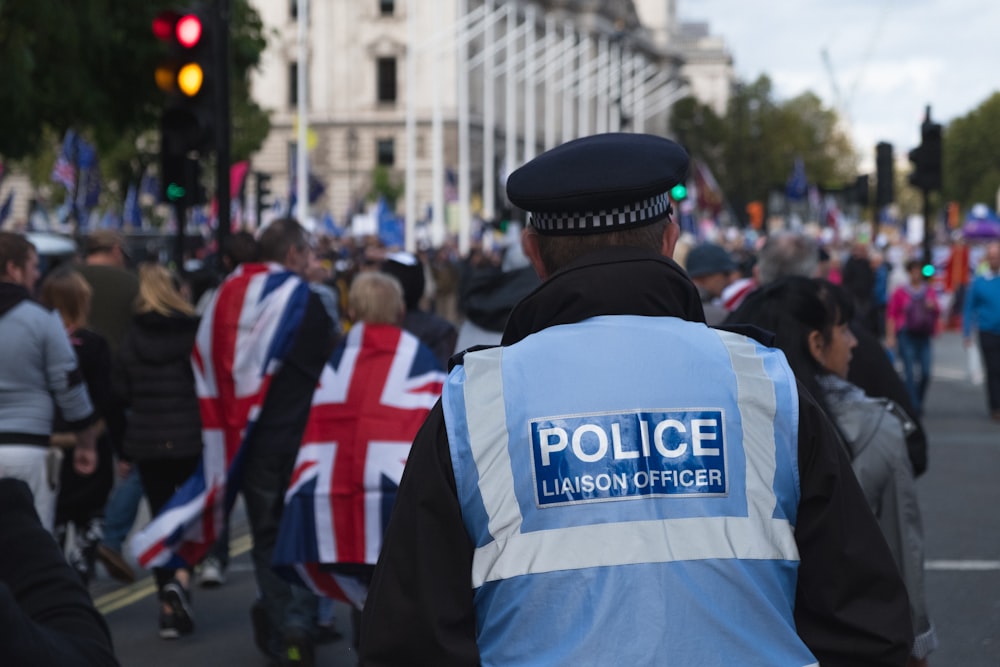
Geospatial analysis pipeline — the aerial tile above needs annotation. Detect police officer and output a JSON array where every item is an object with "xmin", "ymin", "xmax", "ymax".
[{"xmin": 360, "ymin": 133, "xmax": 912, "ymax": 667}]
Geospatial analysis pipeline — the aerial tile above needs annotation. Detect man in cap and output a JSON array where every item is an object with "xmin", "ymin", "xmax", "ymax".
[
  {"xmin": 360, "ymin": 133, "xmax": 912, "ymax": 667},
  {"xmin": 685, "ymin": 242, "xmax": 737, "ymax": 325}
]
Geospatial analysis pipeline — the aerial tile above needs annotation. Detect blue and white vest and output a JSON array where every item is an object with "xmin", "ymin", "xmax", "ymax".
[{"xmin": 443, "ymin": 315, "xmax": 817, "ymax": 667}]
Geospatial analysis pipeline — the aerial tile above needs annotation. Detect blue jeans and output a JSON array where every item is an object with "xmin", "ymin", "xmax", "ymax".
[
  {"xmin": 242, "ymin": 443, "xmax": 316, "ymax": 652},
  {"xmin": 897, "ymin": 331, "xmax": 933, "ymax": 414},
  {"xmin": 101, "ymin": 465, "xmax": 144, "ymax": 552}
]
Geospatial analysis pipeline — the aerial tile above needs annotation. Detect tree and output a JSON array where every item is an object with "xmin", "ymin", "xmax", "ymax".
[
  {"xmin": 942, "ymin": 92, "xmax": 1000, "ymax": 208},
  {"xmin": 0, "ymin": 0, "xmax": 270, "ymax": 196},
  {"xmin": 670, "ymin": 75, "xmax": 856, "ymax": 223}
]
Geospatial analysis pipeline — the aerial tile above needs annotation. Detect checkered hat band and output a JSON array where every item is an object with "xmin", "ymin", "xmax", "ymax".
[{"xmin": 530, "ymin": 191, "xmax": 673, "ymax": 233}]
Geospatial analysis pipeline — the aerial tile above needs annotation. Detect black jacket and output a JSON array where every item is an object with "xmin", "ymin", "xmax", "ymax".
[
  {"xmin": 0, "ymin": 479, "xmax": 119, "ymax": 666},
  {"xmin": 113, "ymin": 310, "xmax": 202, "ymax": 461},
  {"xmin": 360, "ymin": 246, "xmax": 913, "ymax": 667}
]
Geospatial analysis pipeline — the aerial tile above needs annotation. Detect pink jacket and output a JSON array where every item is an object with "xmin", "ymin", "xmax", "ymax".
[{"xmin": 887, "ymin": 284, "xmax": 941, "ymax": 335}]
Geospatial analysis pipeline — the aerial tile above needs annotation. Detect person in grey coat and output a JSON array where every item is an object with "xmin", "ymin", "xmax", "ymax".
[{"xmin": 730, "ymin": 275, "xmax": 937, "ymax": 666}]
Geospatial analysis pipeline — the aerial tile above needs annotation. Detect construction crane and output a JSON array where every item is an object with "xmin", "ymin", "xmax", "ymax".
[{"xmin": 819, "ymin": 0, "xmax": 893, "ymax": 131}]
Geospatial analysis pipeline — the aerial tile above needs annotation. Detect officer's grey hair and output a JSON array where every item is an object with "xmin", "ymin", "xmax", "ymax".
[{"xmin": 756, "ymin": 231, "xmax": 819, "ymax": 285}]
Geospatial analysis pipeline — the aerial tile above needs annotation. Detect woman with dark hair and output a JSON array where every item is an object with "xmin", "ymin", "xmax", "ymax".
[
  {"xmin": 113, "ymin": 264, "xmax": 201, "ymax": 639},
  {"xmin": 729, "ymin": 275, "xmax": 937, "ymax": 667}
]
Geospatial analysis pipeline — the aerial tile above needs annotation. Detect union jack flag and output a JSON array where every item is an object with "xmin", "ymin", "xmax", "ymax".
[
  {"xmin": 273, "ymin": 322, "xmax": 445, "ymax": 607},
  {"xmin": 131, "ymin": 263, "xmax": 311, "ymax": 569}
]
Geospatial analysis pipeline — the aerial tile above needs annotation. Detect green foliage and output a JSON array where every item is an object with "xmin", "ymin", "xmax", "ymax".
[
  {"xmin": 368, "ymin": 165, "xmax": 404, "ymax": 207},
  {"xmin": 0, "ymin": 0, "xmax": 270, "ymax": 204},
  {"xmin": 943, "ymin": 92, "xmax": 1000, "ymax": 208},
  {"xmin": 670, "ymin": 75, "xmax": 856, "ymax": 221}
]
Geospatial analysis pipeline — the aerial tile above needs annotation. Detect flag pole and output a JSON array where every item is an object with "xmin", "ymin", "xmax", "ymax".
[{"xmin": 296, "ymin": 0, "xmax": 309, "ymax": 228}]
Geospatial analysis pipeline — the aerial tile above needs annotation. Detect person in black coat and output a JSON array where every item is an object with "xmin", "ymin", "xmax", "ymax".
[
  {"xmin": 381, "ymin": 251, "xmax": 458, "ymax": 368},
  {"xmin": 113, "ymin": 263, "xmax": 202, "ymax": 640},
  {"xmin": 0, "ymin": 478, "xmax": 119, "ymax": 666},
  {"xmin": 40, "ymin": 269, "xmax": 118, "ymax": 585}
]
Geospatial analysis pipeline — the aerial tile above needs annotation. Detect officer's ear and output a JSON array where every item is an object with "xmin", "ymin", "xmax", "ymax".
[
  {"xmin": 661, "ymin": 219, "xmax": 681, "ymax": 259},
  {"xmin": 521, "ymin": 225, "xmax": 549, "ymax": 280}
]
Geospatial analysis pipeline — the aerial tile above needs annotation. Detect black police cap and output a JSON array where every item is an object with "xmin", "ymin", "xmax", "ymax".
[{"xmin": 506, "ymin": 133, "xmax": 689, "ymax": 235}]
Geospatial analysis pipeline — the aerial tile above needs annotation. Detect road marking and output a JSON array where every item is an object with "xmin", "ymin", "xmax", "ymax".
[
  {"xmin": 95, "ymin": 534, "xmax": 254, "ymax": 615},
  {"xmin": 926, "ymin": 559, "xmax": 1000, "ymax": 571}
]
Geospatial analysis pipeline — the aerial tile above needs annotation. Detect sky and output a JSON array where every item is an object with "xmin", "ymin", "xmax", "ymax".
[{"xmin": 679, "ymin": 0, "xmax": 1000, "ymax": 171}]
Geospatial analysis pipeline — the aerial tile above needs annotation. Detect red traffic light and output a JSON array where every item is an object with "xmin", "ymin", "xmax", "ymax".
[
  {"xmin": 176, "ymin": 14, "xmax": 203, "ymax": 48},
  {"xmin": 152, "ymin": 11, "xmax": 202, "ymax": 48},
  {"xmin": 152, "ymin": 10, "xmax": 179, "ymax": 42}
]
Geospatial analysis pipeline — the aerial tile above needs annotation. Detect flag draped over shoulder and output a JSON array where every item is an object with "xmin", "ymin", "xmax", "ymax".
[
  {"xmin": 131, "ymin": 263, "xmax": 312, "ymax": 569},
  {"xmin": 273, "ymin": 322, "xmax": 446, "ymax": 606}
]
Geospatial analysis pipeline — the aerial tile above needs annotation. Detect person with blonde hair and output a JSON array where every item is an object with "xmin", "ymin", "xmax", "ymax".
[
  {"xmin": 348, "ymin": 270, "xmax": 405, "ymax": 325},
  {"xmin": 40, "ymin": 268, "xmax": 118, "ymax": 585},
  {"xmin": 113, "ymin": 263, "xmax": 202, "ymax": 639},
  {"xmin": 276, "ymin": 269, "xmax": 444, "ymax": 650}
]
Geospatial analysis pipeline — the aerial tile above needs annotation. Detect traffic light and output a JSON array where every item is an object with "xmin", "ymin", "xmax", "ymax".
[
  {"xmin": 669, "ymin": 182, "xmax": 688, "ymax": 203},
  {"xmin": 875, "ymin": 142, "xmax": 894, "ymax": 207},
  {"xmin": 853, "ymin": 174, "xmax": 870, "ymax": 208},
  {"xmin": 161, "ymin": 153, "xmax": 207, "ymax": 207},
  {"xmin": 255, "ymin": 172, "xmax": 272, "ymax": 223},
  {"xmin": 154, "ymin": 5, "xmax": 215, "ymax": 204},
  {"xmin": 921, "ymin": 263, "xmax": 935, "ymax": 278},
  {"xmin": 909, "ymin": 120, "xmax": 943, "ymax": 191}
]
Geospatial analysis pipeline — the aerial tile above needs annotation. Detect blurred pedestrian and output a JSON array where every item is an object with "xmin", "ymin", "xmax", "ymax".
[
  {"xmin": 40, "ymin": 269, "xmax": 116, "ymax": 585},
  {"xmin": 275, "ymin": 271, "xmax": 445, "ymax": 650},
  {"xmin": 113, "ymin": 264, "xmax": 202, "ymax": 639},
  {"xmin": 887, "ymin": 259, "xmax": 941, "ymax": 416},
  {"xmin": 0, "ymin": 478, "xmax": 119, "ymax": 666},
  {"xmin": 361, "ymin": 133, "xmax": 912, "ymax": 666},
  {"xmin": 0, "ymin": 232, "xmax": 100, "ymax": 531},
  {"xmin": 684, "ymin": 242, "xmax": 736, "ymax": 325},
  {"xmin": 725, "ymin": 231, "xmax": 930, "ymax": 477},
  {"xmin": 76, "ymin": 229, "xmax": 141, "ymax": 582},
  {"xmin": 382, "ymin": 251, "xmax": 458, "ymax": 368},
  {"xmin": 962, "ymin": 241, "xmax": 1000, "ymax": 420},
  {"xmin": 730, "ymin": 276, "xmax": 937, "ymax": 665},
  {"xmin": 453, "ymin": 236, "xmax": 541, "ymax": 350}
]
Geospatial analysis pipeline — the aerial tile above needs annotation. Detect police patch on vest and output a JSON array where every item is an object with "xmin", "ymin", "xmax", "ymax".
[{"xmin": 530, "ymin": 409, "xmax": 728, "ymax": 507}]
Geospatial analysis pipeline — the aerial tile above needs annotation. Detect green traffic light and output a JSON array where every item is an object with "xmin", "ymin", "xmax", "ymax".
[
  {"xmin": 166, "ymin": 182, "xmax": 187, "ymax": 202},
  {"xmin": 670, "ymin": 183, "xmax": 688, "ymax": 201},
  {"xmin": 921, "ymin": 264, "xmax": 935, "ymax": 278}
]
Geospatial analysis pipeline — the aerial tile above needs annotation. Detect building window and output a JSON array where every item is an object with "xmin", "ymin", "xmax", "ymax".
[
  {"xmin": 377, "ymin": 57, "xmax": 397, "ymax": 103},
  {"xmin": 379, "ymin": 0, "xmax": 394, "ymax": 16},
  {"xmin": 288, "ymin": 62, "xmax": 298, "ymax": 108},
  {"xmin": 377, "ymin": 138, "xmax": 395, "ymax": 167}
]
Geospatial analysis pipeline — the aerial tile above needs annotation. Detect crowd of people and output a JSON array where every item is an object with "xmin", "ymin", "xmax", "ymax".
[{"xmin": 2, "ymin": 132, "xmax": 1000, "ymax": 667}]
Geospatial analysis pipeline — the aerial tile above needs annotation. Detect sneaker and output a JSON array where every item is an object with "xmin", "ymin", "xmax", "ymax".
[
  {"xmin": 97, "ymin": 544, "xmax": 136, "ymax": 584},
  {"xmin": 161, "ymin": 580, "xmax": 194, "ymax": 636},
  {"xmin": 281, "ymin": 628, "xmax": 315, "ymax": 667},
  {"xmin": 159, "ymin": 608, "xmax": 180, "ymax": 640},
  {"xmin": 198, "ymin": 556, "xmax": 226, "ymax": 588}
]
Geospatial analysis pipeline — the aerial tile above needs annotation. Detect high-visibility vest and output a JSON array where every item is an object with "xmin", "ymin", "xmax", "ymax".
[{"xmin": 444, "ymin": 315, "xmax": 817, "ymax": 667}]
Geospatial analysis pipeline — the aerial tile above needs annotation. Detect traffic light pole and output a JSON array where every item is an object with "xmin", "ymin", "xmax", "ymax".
[
  {"xmin": 922, "ymin": 187, "xmax": 933, "ymax": 268},
  {"xmin": 174, "ymin": 201, "xmax": 188, "ymax": 270},
  {"xmin": 214, "ymin": 0, "xmax": 231, "ymax": 272}
]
